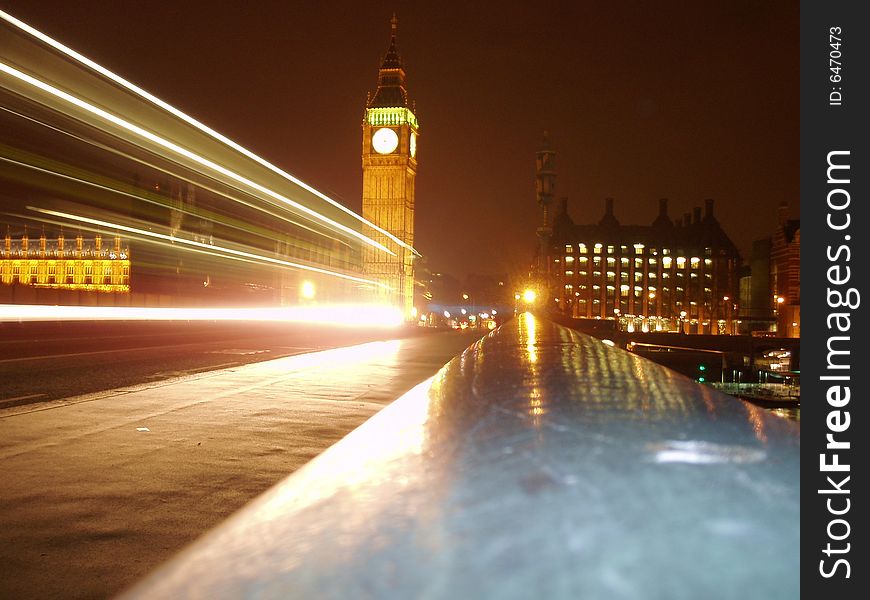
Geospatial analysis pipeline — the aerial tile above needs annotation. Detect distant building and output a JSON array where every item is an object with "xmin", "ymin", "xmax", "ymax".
[
  {"xmin": 771, "ymin": 202, "xmax": 800, "ymax": 337},
  {"xmin": 1, "ymin": 229, "xmax": 129, "ymax": 292},
  {"xmin": 737, "ymin": 203, "xmax": 800, "ymax": 338},
  {"xmin": 738, "ymin": 238, "xmax": 775, "ymax": 334}
]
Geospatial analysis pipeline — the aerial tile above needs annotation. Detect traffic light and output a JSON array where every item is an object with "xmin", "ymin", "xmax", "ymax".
[{"xmin": 697, "ymin": 364, "xmax": 706, "ymax": 382}]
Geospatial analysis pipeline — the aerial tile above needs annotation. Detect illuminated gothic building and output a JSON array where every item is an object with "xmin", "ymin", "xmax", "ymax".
[
  {"xmin": 1, "ymin": 229, "xmax": 130, "ymax": 292},
  {"xmin": 545, "ymin": 197, "xmax": 741, "ymax": 334},
  {"xmin": 533, "ymin": 138, "xmax": 741, "ymax": 334},
  {"xmin": 361, "ymin": 15, "xmax": 418, "ymax": 318}
]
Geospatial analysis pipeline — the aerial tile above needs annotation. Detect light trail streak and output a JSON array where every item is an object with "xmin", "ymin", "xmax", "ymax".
[
  {"xmin": 0, "ymin": 304, "xmax": 405, "ymax": 327},
  {"xmin": 27, "ymin": 206, "xmax": 392, "ymax": 289},
  {"xmin": 0, "ymin": 143, "xmax": 350, "ymax": 250},
  {"xmin": 15, "ymin": 208, "xmax": 293, "ymax": 273},
  {"xmin": 0, "ymin": 59, "xmax": 396, "ymax": 257},
  {"xmin": 0, "ymin": 9, "xmax": 419, "ymax": 256}
]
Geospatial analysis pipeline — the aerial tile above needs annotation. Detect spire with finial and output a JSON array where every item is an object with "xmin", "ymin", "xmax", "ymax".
[
  {"xmin": 368, "ymin": 13, "xmax": 409, "ymax": 108},
  {"xmin": 380, "ymin": 13, "xmax": 402, "ymax": 71}
]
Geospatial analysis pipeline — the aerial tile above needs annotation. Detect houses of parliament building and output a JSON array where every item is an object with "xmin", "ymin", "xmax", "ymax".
[{"xmin": 1, "ymin": 229, "xmax": 130, "ymax": 293}]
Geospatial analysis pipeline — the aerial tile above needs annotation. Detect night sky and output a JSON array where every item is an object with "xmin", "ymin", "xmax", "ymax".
[{"xmin": 2, "ymin": 0, "xmax": 798, "ymax": 280}]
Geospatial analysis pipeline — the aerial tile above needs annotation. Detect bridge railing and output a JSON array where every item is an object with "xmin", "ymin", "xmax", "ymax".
[{"xmin": 120, "ymin": 313, "xmax": 799, "ymax": 600}]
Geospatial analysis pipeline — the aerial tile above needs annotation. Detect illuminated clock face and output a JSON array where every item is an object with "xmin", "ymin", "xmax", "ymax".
[
  {"xmin": 410, "ymin": 132, "xmax": 417, "ymax": 158},
  {"xmin": 372, "ymin": 127, "xmax": 399, "ymax": 154}
]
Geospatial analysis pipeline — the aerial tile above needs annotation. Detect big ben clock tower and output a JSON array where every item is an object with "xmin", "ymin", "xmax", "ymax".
[{"xmin": 362, "ymin": 14, "xmax": 418, "ymax": 318}]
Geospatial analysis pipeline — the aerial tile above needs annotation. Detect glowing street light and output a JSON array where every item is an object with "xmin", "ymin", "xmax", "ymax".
[
  {"xmin": 300, "ymin": 281, "xmax": 316, "ymax": 300},
  {"xmin": 522, "ymin": 289, "xmax": 537, "ymax": 303}
]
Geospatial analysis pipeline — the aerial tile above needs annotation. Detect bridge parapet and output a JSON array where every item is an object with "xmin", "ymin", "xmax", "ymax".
[{"xmin": 122, "ymin": 313, "xmax": 799, "ymax": 599}]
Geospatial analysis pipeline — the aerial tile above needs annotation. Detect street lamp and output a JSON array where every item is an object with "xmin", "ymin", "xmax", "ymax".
[{"xmin": 723, "ymin": 296, "xmax": 731, "ymax": 334}]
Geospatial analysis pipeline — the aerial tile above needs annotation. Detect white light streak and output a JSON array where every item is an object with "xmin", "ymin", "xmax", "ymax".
[
  {"xmin": 0, "ymin": 304, "xmax": 404, "ymax": 327},
  {"xmin": 0, "ymin": 60, "xmax": 395, "ymax": 257},
  {"xmin": 26, "ymin": 206, "xmax": 389, "ymax": 289},
  {"xmin": 0, "ymin": 9, "xmax": 419, "ymax": 256}
]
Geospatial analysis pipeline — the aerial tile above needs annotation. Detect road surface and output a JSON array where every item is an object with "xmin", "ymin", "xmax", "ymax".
[{"xmin": 0, "ymin": 325, "xmax": 481, "ymax": 599}]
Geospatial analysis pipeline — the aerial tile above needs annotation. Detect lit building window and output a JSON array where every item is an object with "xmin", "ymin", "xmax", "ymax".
[
  {"xmin": 620, "ymin": 257, "xmax": 629, "ymax": 267},
  {"xmin": 579, "ymin": 244, "xmax": 587, "ymax": 253},
  {"xmin": 648, "ymin": 258, "xmax": 657, "ymax": 265},
  {"xmin": 690, "ymin": 257, "xmax": 700, "ymax": 268},
  {"xmin": 704, "ymin": 258, "xmax": 712, "ymax": 267},
  {"xmin": 634, "ymin": 258, "xmax": 642, "ymax": 269},
  {"xmin": 579, "ymin": 257, "xmax": 588, "ymax": 263},
  {"xmin": 607, "ymin": 257, "xmax": 615, "ymax": 266},
  {"xmin": 676, "ymin": 257, "xmax": 686, "ymax": 268},
  {"xmin": 565, "ymin": 245, "xmax": 573, "ymax": 253},
  {"xmin": 594, "ymin": 243, "xmax": 602, "ymax": 254},
  {"xmin": 607, "ymin": 245, "xmax": 615, "ymax": 254},
  {"xmin": 565, "ymin": 255, "xmax": 575, "ymax": 263},
  {"xmin": 662, "ymin": 257, "xmax": 672, "ymax": 268}
]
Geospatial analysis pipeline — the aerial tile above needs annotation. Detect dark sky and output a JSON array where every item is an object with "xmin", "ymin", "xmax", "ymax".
[{"xmin": 2, "ymin": 0, "xmax": 799, "ymax": 280}]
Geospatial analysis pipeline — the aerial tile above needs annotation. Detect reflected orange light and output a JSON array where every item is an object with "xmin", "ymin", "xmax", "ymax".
[
  {"xmin": 522, "ymin": 311, "xmax": 538, "ymax": 363},
  {"xmin": 266, "ymin": 375, "xmax": 433, "ymax": 508},
  {"xmin": 0, "ymin": 303, "xmax": 404, "ymax": 327}
]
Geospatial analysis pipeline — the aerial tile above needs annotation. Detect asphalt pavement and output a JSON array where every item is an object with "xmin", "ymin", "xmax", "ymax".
[
  {"xmin": 0, "ymin": 327, "xmax": 481, "ymax": 600},
  {"xmin": 0, "ymin": 321, "xmax": 436, "ymax": 408}
]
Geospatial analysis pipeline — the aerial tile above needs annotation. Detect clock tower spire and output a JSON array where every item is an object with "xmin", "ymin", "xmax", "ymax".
[{"xmin": 361, "ymin": 14, "xmax": 419, "ymax": 319}]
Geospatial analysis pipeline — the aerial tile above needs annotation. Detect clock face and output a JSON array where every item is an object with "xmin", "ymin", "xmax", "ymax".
[
  {"xmin": 410, "ymin": 132, "xmax": 417, "ymax": 158},
  {"xmin": 372, "ymin": 128, "xmax": 399, "ymax": 154}
]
